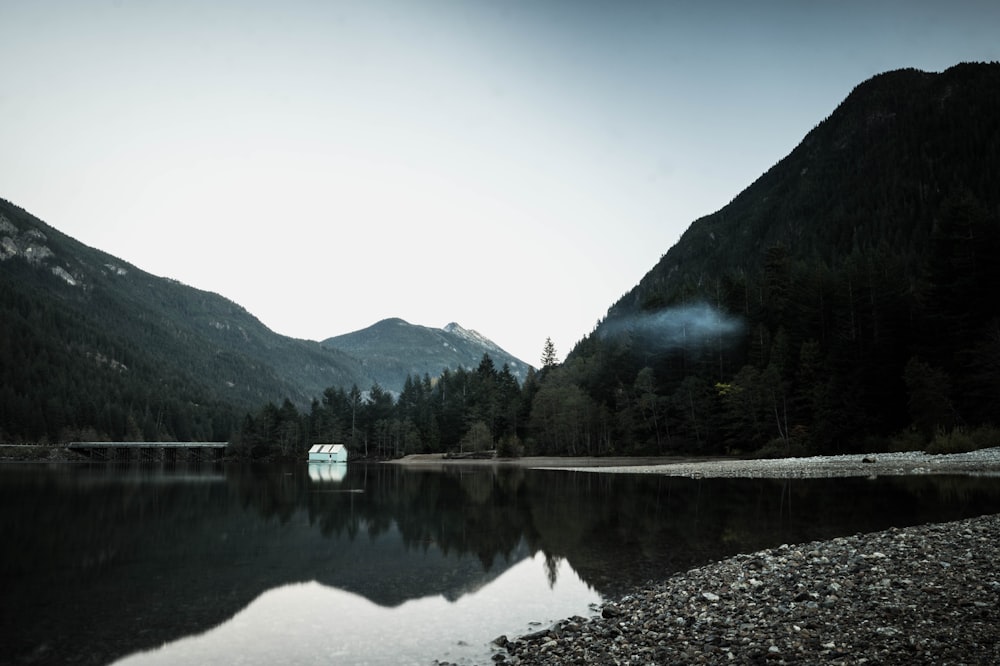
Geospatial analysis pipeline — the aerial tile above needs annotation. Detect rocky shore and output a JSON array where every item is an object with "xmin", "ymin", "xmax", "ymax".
[
  {"xmin": 398, "ymin": 447, "xmax": 1000, "ymax": 478},
  {"xmin": 548, "ymin": 447, "xmax": 1000, "ymax": 479},
  {"xmin": 478, "ymin": 513, "xmax": 999, "ymax": 665}
]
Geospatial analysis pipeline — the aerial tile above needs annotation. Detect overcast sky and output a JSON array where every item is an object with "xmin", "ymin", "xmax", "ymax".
[{"xmin": 3, "ymin": 1, "xmax": 999, "ymax": 365}]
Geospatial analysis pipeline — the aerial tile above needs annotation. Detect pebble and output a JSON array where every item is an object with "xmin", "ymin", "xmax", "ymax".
[{"xmin": 481, "ymin": 513, "xmax": 1000, "ymax": 665}]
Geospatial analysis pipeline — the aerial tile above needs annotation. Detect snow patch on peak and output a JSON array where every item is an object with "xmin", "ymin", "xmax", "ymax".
[{"xmin": 443, "ymin": 322, "xmax": 500, "ymax": 352}]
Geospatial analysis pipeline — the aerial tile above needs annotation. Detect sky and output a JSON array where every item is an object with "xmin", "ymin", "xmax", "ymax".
[{"xmin": 2, "ymin": 1, "xmax": 999, "ymax": 365}]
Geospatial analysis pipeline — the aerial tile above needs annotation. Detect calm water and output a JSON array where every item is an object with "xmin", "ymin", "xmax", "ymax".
[{"xmin": 3, "ymin": 462, "xmax": 1000, "ymax": 665}]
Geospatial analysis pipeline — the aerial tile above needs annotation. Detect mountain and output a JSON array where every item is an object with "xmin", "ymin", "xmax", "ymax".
[
  {"xmin": 0, "ymin": 199, "xmax": 532, "ymax": 444},
  {"xmin": 0, "ymin": 199, "xmax": 378, "ymax": 442},
  {"xmin": 603, "ymin": 63, "xmax": 1000, "ymax": 320},
  {"xmin": 322, "ymin": 317, "xmax": 531, "ymax": 391},
  {"xmin": 561, "ymin": 62, "xmax": 1000, "ymax": 455}
]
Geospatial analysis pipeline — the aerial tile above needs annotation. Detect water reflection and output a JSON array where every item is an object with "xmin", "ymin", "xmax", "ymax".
[
  {"xmin": 2, "ymin": 463, "xmax": 999, "ymax": 665},
  {"xmin": 308, "ymin": 462, "xmax": 347, "ymax": 483},
  {"xmin": 114, "ymin": 554, "xmax": 597, "ymax": 666}
]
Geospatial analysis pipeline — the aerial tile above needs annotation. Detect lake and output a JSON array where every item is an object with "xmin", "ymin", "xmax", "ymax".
[{"xmin": 3, "ymin": 462, "xmax": 1000, "ymax": 665}]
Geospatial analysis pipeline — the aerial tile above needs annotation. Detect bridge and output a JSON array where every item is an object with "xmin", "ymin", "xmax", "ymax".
[{"xmin": 67, "ymin": 441, "xmax": 228, "ymax": 462}]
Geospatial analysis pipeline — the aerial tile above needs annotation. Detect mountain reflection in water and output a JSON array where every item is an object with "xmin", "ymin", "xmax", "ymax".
[
  {"xmin": 2, "ymin": 463, "xmax": 999, "ymax": 665},
  {"xmin": 114, "ymin": 555, "xmax": 596, "ymax": 666}
]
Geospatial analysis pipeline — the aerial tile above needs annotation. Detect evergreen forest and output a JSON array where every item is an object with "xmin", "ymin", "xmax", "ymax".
[{"xmin": 233, "ymin": 354, "xmax": 538, "ymax": 459}]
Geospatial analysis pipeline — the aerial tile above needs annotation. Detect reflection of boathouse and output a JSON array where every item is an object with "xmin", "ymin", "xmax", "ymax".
[
  {"xmin": 308, "ymin": 462, "xmax": 347, "ymax": 483},
  {"xmin": 308, "ymin": 444, "xmax": 347, "ymax": 463}
]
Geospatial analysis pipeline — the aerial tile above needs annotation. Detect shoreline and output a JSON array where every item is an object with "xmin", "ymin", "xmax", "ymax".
[
  {"xmin": 397, "ymin": 447, "xmax": 1000, "ymax": 478},
  {"xmin": 7, "ymin": 445, "xmax": 1000, "ymax": 477},
  {"xmin": 480, "ymin": 512, "xmax": 1000, "ymax": 665}
]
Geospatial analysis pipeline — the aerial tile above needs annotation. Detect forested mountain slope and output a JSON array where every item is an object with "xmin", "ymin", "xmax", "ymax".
[
  {"xmin": 0, "ymin": 199, "xmax": 373, "ymax": 443},
  {"xmin": 560, "ymin": 62, "xmax": 1000, "ymax": 456},
  {"xmin": 609, "ymin": 63, "xmax": 999, "ymax": 313}
]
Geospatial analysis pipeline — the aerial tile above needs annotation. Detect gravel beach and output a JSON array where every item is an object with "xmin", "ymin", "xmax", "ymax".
[
  {"xmin": 489, "ymin": 513, "xmax": 1000, "ymax": 665},
  {"xmin": 440, "ymin": 448, "xmax": 1000, "ymax": 665},
  {"xmin": 544, "ymin": 447, "xmax": 1000, "ymax": 479}
]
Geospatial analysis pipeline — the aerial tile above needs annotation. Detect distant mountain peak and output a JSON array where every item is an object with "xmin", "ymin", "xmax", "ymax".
[{"xmin": 323, "ymin": 318, "xmax": 531, "ymax": 390}]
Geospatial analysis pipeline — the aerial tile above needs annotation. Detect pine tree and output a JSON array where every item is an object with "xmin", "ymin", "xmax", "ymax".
[{"xmin": 541, "ymin": 337, "xmax": 558, "ymax": 369}]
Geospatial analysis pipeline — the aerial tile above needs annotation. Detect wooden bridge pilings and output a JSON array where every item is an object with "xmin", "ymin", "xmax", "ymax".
[{"xmin": 67, "ymin": 442, "xmax": 227, "ymax": 462}]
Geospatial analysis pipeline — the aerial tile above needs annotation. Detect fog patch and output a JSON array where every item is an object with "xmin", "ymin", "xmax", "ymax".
[{"xmin": 599, "ymin": 302, "xmax": 744, "ymax": 351}]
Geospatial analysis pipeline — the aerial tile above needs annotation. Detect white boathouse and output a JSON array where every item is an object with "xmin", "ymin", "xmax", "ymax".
[{"xmin": 308, "ymin": 444, "xmax": 347, "ymax": 463}]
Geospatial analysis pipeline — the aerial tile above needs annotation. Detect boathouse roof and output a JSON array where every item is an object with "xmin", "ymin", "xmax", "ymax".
[{"xmin": 308, "ymin": 444, "xmax": 345, "ymax": 454}]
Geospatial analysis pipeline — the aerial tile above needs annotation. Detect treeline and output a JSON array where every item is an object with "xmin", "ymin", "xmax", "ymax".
[{"xmin": 233, "ymin": 355, "xmax": 541, "ymax": 459}]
